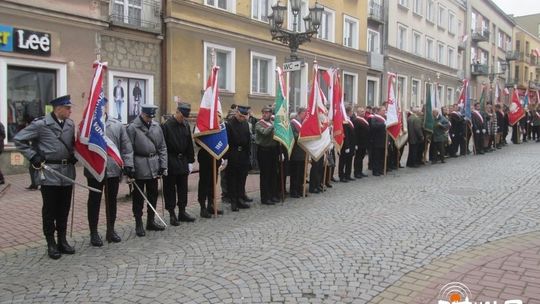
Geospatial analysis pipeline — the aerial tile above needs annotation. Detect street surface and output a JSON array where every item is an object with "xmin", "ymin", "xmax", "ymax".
[{"xmin": 1, "ymin": 142, "xmax": 540, "ymax": 303}]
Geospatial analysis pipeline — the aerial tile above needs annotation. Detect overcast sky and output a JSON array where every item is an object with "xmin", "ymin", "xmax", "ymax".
[{"xmin": 491, "ymin": 0, "xmax": 540, "ymax": 17}]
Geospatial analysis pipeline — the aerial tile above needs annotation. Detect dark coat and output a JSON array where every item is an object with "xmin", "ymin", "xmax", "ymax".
[
  {"xmin": 449, "ymin": 111, "xmax": 465, "ymax": 138},
  {"xmin": 341, "ymin": 122, "xmax": 355, "ymax": 154},
  {"xmin": 290, "ymin": 118, "xmax": 306, "ymax": 161},
  {"xmin": 368, "ymin": 115, "xmax": 387, "ymax": 149},
  {"xmin": 352, "ymin": 115, "xmax": 370, "ymax": 149},
  {"xmin": 161, "ymin": 117, "xmax": 195, "ymax": 175},
  {"xmin": 433, "ymin": 114, "xmax": 450, "ymax": 143},
  {"xmin": 224, "ymin": 116, "xmax": 251, "ymax": 165}
]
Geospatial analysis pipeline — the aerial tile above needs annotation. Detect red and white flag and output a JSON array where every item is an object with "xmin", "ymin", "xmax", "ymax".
[
  {"xmin": 75, "ymin": 61, "xmax": 123, "ymax": 182},
  {"xmin": 321, "ymin": 68, "xmax": 352, "ymax": 151},
  {"xmin": 508, "ymin": 87, "xmax": 525, "ymax": 126},
  {"xmin": 503, "ymin": 87, "xmax": 509, "ymax": 96},
  {"xmin": 194, "ymin": 65, "xmax": 222, "ymax": 137},
  {"xmin": 457, "ymin": 79, "xmax": 469, "ymax": 106},
  {"xmin": 386, "ymin": 73, "xmax": 402, "ymax": 140},
  {"xmin": 298, "ymin": 63, "xmax": 331, "ymax": 161},
  {"xmin": 532, "ymin": 48, "xmax": 540, "ymax": 57}
]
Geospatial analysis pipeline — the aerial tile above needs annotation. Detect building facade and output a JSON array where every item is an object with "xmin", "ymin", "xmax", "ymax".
[
  {"xmin": 163, "ymin": 0, "xmax": 369, "ymax": 115},
  {"xmin": 512, "ymin": 23, "xmax": 540, "ymax": 103}
]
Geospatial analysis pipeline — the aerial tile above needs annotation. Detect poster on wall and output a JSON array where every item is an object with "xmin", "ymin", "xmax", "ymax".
[{"xmin": 110, "ymin": 76, "xmax": 147, "ymax": 124}]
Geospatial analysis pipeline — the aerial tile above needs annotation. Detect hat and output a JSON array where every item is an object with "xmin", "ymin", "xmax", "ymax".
[
  {"xmin": 141, "ymin": 104, "xmax": 158, "ymax": 118},
  {"xmin": 262, "ymin": 105, "xmax": 273, "ymax": 113},
  {"xmin": 177, "ymin": 102, "xmax": 191, "ymax": 117},
  {"xmin": 50, "ymin": 95, "xmax": 72, "ymax": 107},
  {"xmin": 237, "ymin": 105, "xmax": 250, "ymax": 115}
]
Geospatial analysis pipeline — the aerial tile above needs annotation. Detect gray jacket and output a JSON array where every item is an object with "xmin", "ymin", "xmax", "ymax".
[
  {"xmin": 126, "ymin": 116, "xmax": 167, "ymax": 180},
  {"xmin": 14, "ymin": 113, "xmax": 76, "ymax": 186}
]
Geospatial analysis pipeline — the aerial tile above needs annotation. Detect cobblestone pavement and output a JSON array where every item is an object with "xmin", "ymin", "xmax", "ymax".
[{"xmin": 1, "ymin": 142, "xmax": 540, "ymax": 303}]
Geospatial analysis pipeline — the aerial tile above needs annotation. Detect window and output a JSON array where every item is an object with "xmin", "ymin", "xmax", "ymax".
[
  {"xmin": 447, "ymin": 87, "xmax": 454, "ymax": 105},
  {"xmin": 368, "ymin": 29, "xmax": 380, "ymax": 53},
  {"xmin": 411, "ymin": 79, "xmax": 420, "ymax": 107},
  {"xmin": 288, "ymin": 0, "xmax": 307, "ymax": 31},
  {"xmin": 448, "ymin": 11, "xmax": 456, "ymax": 34},
  {"xmin": 497, "ymin": 31, "xmax": 504, "ymax": 49},
  {"xmin": 437, "ymin": 4, "xmax": 446, "ymax": 29},
  {"xmin": 448, "ymin": 47, "xmax": 454, "ymax": 68},
  {"xmin": 413, "ymin": 31, "xmax": 422, "ymax": 56},
  {"xmin": 426, "ymin": 37, "xmax": 434, "ymax": 60},
  {"xmin": 343, "ymin": 16, "xmax": 359, "ymax": 49},
  {"xmin": 437, "ymin": 84, "xmax": 444, "ymax": 106},
  {"xmin": 399, "ymin": 0, "xmax": 409, "ymax": 8},
  {"xmin": 252, "ymin": 0, "xmax": 274, "ymax": 22},
  {"xmin": 480, "ymin": 49, "xmax": 488, "ymax": 64},
  {"xmin": 317, "ymin": 8, "xmax": 335, "ymax": 42},
  {"xmin": 343, "ymin": 72, "xmax": 358, "ymax": 104},
  {"xmin": 397, "ymin": 76, "xmax": 407, "ymax": 107},
  {"xmin": 481, "ymin": 18, "xmax": 489, "ymax": 34},
  {"xmin": 457, "ymin": 52, "xmax": 463, "ymax": 70},
  {"xmin": 397, "ymin": 24, "xmax": 407, "ymax": 51},
  {"xmin": 250, "ymin": 52, "xmax": 276, "ymax": 95},
  {"xmin": 204, "ymin": 42, "xmax": 236, "ymax": 92},
  {"xmin": 426, "ymin": 0, "xmax": 435, "ymax": 23},
  {"xmin": 437, "ymin": 43, "xmax": 445, "ymax": 64},
  {"xmin": 112, "ymin": 0, "xmax": 142, "ymax": 26},
  {"xmin": 413, "ymin": 0, "xmax": 422, "ymax": 15},
  {"xmin": 366, "ymin": 76, "xmax": 380, "ymax": 106},
  {"xmin": 206, "ymin": 0, "xmax": 236, "ymax": 12},
  {"xmin": 471, "ymin": 12, "xmax": 476, "ymax": 32}
]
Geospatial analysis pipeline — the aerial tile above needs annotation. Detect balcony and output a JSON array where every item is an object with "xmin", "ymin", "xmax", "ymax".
[
  {"xmin": 505, "ymin": 50, "xmax": 519, "ymax": 61},
  {"xmin": 458, "ymin": 40, "xmax": 466, "ymax": 51},
  {"xmin": 109, "ymin": 0, "xmax": 162, "ymax": 33},
  {"xmin": 505, "ymin": 78, "xmax": 518, "ymax": 87},
  {"xmin": 471, "ymin": 29, "xmax": 489, "ymax": 43},
  {"xmin": 471, "ymin": 63, "xmax": 489, "ymax": 76},
  {"xmin": 368, "ymin": 1, "xmax": 384, "ymax": 24},
  {"xmin": 368, "ymin": 52, "xmax": 384, "ymax": 71},
  {"xmin": 530, "ymin": 81, "xmax": 540, "ymax": 89},
  {"xmin": 519, "ymin": 52, "xmax": 531, "ymax": 63}
]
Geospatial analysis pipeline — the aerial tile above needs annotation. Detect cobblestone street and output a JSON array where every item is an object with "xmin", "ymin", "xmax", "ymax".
[{"xmin": 1, "ymin": 142, "xmax": 540, "ymax": 303}]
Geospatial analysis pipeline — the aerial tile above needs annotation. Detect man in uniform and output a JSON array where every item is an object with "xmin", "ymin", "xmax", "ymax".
[
  {"xmin": 338, "ymin": 106, "xmax": 355, "ymax": 182},
  {"xmin": 255, "ymin": 105, "xmax": 280, "ymax": 204},
  {"xmin": 14, "ymin": 95, "xmax": 77, "ymax": 259},
  {"xmin": 448, "ymin": 104, "xmax": 466, "ymax": 157},
  {"xmin": 86, "ymin": 99, "xmax": 134, "ymax": 246},
  {"xmin": 224, "ymin": 105, "xmax": 252, "ymax": 211},
  {"xmin": 368, "ymin": 106, "xmax": 387, "ymax": 176},
  {"xmin": 471, "ymin": 102, "xmax": 486, "ymax": 154},
  {"xmin": 352, "ymin": 107, "xmax": 369, "ymax": 178},
  {"xmin": 127, "ymin": 104, "xmax": 168, "ymax": 236},
  {"xmin": 406, "ymin": 107, "xmax": 424, "ymax": 168},
  {"xmin": 161, "ymin": 103, "xmax": 196, "ymax": 225},
  {"xmin": 289, "ymin": 108, "xmax": 306, "ymax": 198},
  {"xmin": 432, "ymin": 108, "xmax": 450, "ymax": 163}
]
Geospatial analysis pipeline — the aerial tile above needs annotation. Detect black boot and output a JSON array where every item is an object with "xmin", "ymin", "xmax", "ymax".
[
  {"xmin": 146, "ymin": 213, "xmax": 165, "ymax": 231},
  {"xmin": 46, "ymin": 235, "xmax": 61, "ymax": 260},
  {"xmin": 169, "ymin": 210, "xmax": 180, "ymax": 226},
  {"xmin": 106, "ymin": 230, "xmax": 121, "ymax": 243},
  {"xmin": 57, "ymin": 233, "xmax": 75, "ymax": 254},
  {"xmin": 135, "ymin": 216, "xmax": 145, "ymax": 237},
  {"xmin": 237, "ymin": 200, "xmax": 250, "ymax": 209},
  {"xmin": 231, "ymin": 199, "xmax": 239, "ymax": 212},
  {"xmin": 178, "ymin": 209, "xmax": 196, "ymax": 222},
  {"xmin": 200, "ymin": 208, "xmax": 212, "ymax": 218},
  {"xmin": 90, "ymin": 230, "xmax": 103, "ymax": 247}
]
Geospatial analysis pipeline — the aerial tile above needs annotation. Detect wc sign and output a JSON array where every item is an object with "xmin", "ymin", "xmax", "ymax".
[{"xmin": 0, "ymin": 24, "xmax": 51, "ymax": 56}]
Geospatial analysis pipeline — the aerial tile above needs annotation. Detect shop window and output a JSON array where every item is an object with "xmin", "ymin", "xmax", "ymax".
[
  {"xmin": 7, "ymin": 66, "xmax": 55, "ymax": 141},
  {"xmin": 110, "ymin": 77, "xmax": 147, "ymax": 124}
]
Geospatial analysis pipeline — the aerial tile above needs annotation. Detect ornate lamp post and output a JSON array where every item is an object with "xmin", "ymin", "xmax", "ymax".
[{"xmin": 268, "ymin": 0, "xmax": 324, "ymax": 60}]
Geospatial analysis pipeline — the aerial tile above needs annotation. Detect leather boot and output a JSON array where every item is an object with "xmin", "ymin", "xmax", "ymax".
[
  {"xmin": 57, "ymin": 233, "xmax": 75, "ymax": 254},
  {"xmin": 200, "ymin": 208, "xmax": 212, "ymax": 218},
  {"xmin": 90, "ymin": 230, "xmax": 103, "ymax": 247},
  {"xmin": 231, "ymin": 199, "xmax": 239, "ymax": 212},
  {"xmin": 106, "ymin": 221, "xmax": 121, "ymax": 243},
  {"xmin": 135, "ymin": 216, "xmax": 145, "ymax": 237},
  {"xmin": 46, "ymin": 235, "xmax": 61, "ymax": 260},
  {"xmin": 237, "ymin": 200, "xmax": 250, "ymax": 209},
  {"xmin": 169, "ymin": 210, "xmax": 180, "ymax": 226},
  {"xmin": 178, "ymin": 209, "xmax": 196, "ymax": 222},
  {"xmin": 146, "ymin": 213, "xmax": 165, "ymax": 231}
]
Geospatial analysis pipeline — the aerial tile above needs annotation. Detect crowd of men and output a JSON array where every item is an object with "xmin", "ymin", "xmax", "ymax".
[{"xmin": 12, "ymin": 94, "xmax": 540, "ymax": 259}]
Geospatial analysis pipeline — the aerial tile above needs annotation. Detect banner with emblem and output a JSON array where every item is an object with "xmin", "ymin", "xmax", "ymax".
[
  {"xmin": 508, "ymin": 87, "xmax": 525, "ymax": 126},
  {"xmin": 423, "ymin": 85, "xmax": 434, "ymax": 133},
  {"xmin": 272, "ymin": 67, "xmax": 294, "ymax": 157},
  {"xmin": 386, "ymin": 72, "xmax": 402, "ymax": 141}
]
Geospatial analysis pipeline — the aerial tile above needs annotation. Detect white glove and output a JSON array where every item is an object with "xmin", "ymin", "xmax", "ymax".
[
  {"xmin": 279, "ymin": 153, "xmax": 285, "ymax": 162},
  {"xmin": 188, "ymin": 163, "xmax": 193, "ymax": 174},
  {"xmin": 345, "ymin": 148, "xmax": 350, "ymax": 153},
  {"xmin": 482, "ymin": 129, "xmax": 486, "ymax": 134},
  {"xmin": 355, "ymin": 146, "xmax": 359, "ymax": 151},
  {"xmin": 475, "ymin": 130, "xmax": 480, "ymax": 134},
  {"xmin": 219, "ymin": 159, "xmax": 228, "ymax": 171}
]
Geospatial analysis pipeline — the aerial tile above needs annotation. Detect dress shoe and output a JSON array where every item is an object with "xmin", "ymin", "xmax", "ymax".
[
  {"xmin": 106, "ymin": 230, "xmax": 121, "ymax": 243},
  {"xmin": 207, "ymin": 208, "xmax": 224, "ymax": 215},
  {"xmin": 178, "ymin": 211, "xmax": 196, "ymax": 222},
  {"xmin": 261, "ymin": 200, "xmax": 275, "ymax": 205},
  {"xmin": 200, "ymin": 208, "xmax": 212, "ymax": 219},
  {"xmin": 57, "ymin": 235, "xmax": 75, "ymax": 254},
  {"xmin": 90, "ymin": 231, "xmax": 103, "ymax": 247},
  {"xmin": 238, "ymin": 201, "xmax": 250, "ymax": 209},
  {"xmin": 270, "ymin": 197, "xmax": 280, "ymax": 203},
  {"xmin": 325, "ymin": 183, "xmax": 333, "ymax": 188},
  {"xmin": 169, "ymin": 211, "xmax": 180, "ymax": 226},
  {"xmin": 339, "ymin": 178, "xmax": 349, "ymax": 183},
  {"xmin": 290, "ymin": 193, "xmax": 301, "ymax": 198},
  {"xmin": 241, "ymin": 195, "xmax": 253, "ymax": 202},
  {"xmin": 26, "ymin": 184, "xmax": 38, "ymax": 190},
  {"xmin": 347, "ymin": 177, "xmax": 356, "ymax": 181},
  {"xmin": 373, "ymin": 172, "xmax": 381, "ymax": 176},
  {"xmin": 135, "ymin": 217, "xmax": 145, "ymax": 237},
  {"xmin": 146, "ymin": 219, "xmax": 165, "ymax": 231},
  {"xmin": 231, "ymin": 200, "xmax": 239, "ymax": 212},
  {"xmin": 46, "ymin": 236, "xmax": 61, "ymax": 260}
]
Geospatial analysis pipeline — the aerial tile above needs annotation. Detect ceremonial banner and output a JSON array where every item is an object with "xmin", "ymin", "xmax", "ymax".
[
  {"xmin": 386, "ymin": 72, "xmax": 402, "ymax": 140},
  {"xmin": 273, "ymin": 67, "xmax": 294, "ymax": 156},
  {"xmin": 423, "ymin": 85, "xmax": 434, "ymax": 133},
  {"xmin": 479, "ymin": 85, "xmax": 486, "ymax": 112},
  {"xmin": 75, "ymin": 61, "xmax": 123, "ymax": 182},
  {"xmin": 508, "ymin": 87, "xmax": 525, "ymax": 126}
]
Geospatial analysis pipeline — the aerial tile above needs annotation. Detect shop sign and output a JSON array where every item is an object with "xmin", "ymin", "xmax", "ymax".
[{"xmin": 0, "ymin": 24, "xmax": 51, "ymax": 56}]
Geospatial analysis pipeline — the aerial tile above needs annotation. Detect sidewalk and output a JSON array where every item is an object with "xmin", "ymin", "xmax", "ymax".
[{"xmin": 0, "ymin": 166, "xmax": 261, "ymax": 253}]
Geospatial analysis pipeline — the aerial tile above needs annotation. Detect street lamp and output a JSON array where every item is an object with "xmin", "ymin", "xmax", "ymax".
[{"xmin": 268, "ymin": 1, "xmax": 324, "ymax": 60}]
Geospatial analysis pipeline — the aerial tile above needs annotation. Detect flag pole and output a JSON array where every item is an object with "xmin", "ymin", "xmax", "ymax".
[
  {"xmin": 322, "ymin": 151, "xmax": 328, "ymax": 191},
  {"xmin": 104, "ymin": 180, "xmax": 111, "ymax": 238},
  {"xmin": 279, "ymin": 145, "xmax": 285, "ymax": 202},
  {"xmin": 213, "ymin": 158, "xmax": 218, "ymax": 217},
  {"xmin": 70, "ymin": 186, "xmax": 75, "ymax": 237},
  {"xmin": 384, "ymin": 131, "xmax": 388, "ymax": 175},
  {"xmin": 302, "ymin": 154, "xmax": 309, "ymax": 198}
]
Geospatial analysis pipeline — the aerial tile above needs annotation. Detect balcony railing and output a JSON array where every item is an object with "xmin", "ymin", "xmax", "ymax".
[
  {"xmin": 368, "ymin": 1, "xmax": 384, "ymax": 23},
  {"xmin": 109, "ymin": 0, "xmax": 161, "ymax": 33},
  {"xmin": 471, "ymin": 28, "xmax": 489, "ymax": 42},
  {"xmin": 471, "ymin": 63, "xmax": 489, "ymax": 75},
  {"xmin": 519, "ymin": 52, "xmax": 531, "ymax": 63},
  {"xmin": 505, "ymin": 50, "xmax": 519, "ymax": 61}
]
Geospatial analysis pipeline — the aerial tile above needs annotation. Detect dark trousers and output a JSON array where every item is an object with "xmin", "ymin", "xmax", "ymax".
[
  {"xmin": 473, "ymin": 131, "xmax": 484, "ymax": 153},
  {"xmin": 371, "ymin": 147, "xmax": 384, "ymax": 174},
  {"xmin": 197, "ymin": 149, "xmax": 219, "ymax": 209},
  {"xmin": 40, "ymin": 185, "xmax": 73, "ymax": 237},
  {"xmin": 354, "ymin": 146, "xmax": 367, "ymax": 176},
  {"xmin": 132, "ymin": 179, "xmax": 158, "ymax": 218},
  {"xmin": 87, "ymin": 176, "xmax": 120, "ymax": 232},
  {"xmin": 289, "ymin": 160, "xmax": 305, "ymax": 195},
  {"xmin": 338, "ymin": 149, "xmax": 353, "ymax": 179},
  {"xmin": 417, "ymin": 142, "xmax": 425, "ymax": 164},
  {"xmin": 450, "ymin": 135, "xmax": 466, "ymax": 156},
  {"xmin": 29, "ymin": 165, "xmax": 37, "ymax": 186},
  {"xmin": 532, "ymin": 126, "xmax": 540, "ymax": 140},
  {"xmin": 407, "ymin": 143, "xmax": 419, "ymax": 166},
  {"xmin": 225, "ymin": 162, "xmax": 249, "ymax": 202},
  {"xmin": 432, "ymin": 141, "xmax": 445, "ymax": 162},
  {"xmin": 309, "ymin": 158, "xmax": 324, "ymax": 191},
  {"xmin": 257, "ymin": 146, "xmax": 280, "ymax": 202},
  {"xmin": 163, "ymin": 174, "xmax": 188, "ymax": 212}
]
